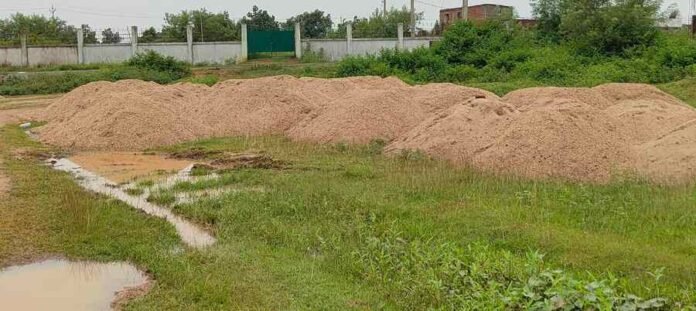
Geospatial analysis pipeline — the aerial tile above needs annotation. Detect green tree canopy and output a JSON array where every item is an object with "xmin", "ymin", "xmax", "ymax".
[
  {"xmin": 285, "ymin": 10, "xmax": 333, "ymax": 38},
  {"xmin": 0, "ymin": 13, "xmax": 85, "ymax": 45},
  {"xmin": 532, "ymin": 0, "xmax": 661, "ymax": 55},
  {"xmin": 139, "ymin": 27, "xmax": 161, "ymax": 43},
  {"xmin": 101, "ymin": 28, "xmax": 122, "ymax": 44},
  {"xmin": 333, "ymin": 7, "xmax": 422, "ymax": 38},
  {"xmin": 242, "ymin": 5, "xmax": 279, "ymax": 30},
  {"xmin": 161, "ymin": 9, "xmax": 240, "ymax": 42}
]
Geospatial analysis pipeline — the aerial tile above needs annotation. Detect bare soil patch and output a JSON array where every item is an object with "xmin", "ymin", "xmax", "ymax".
[
  {"xmin": 36, "ymin": 77, "xmax": 696, "ymax": 183},
  {"xmin": 69, "ymin": 151, "xmax": 193, "ymax": 184}
]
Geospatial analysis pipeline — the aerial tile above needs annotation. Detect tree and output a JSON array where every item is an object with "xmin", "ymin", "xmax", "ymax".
[
  {"xmin": 531, "ymin": 0, "xmax": 566, "ymax": 41},
  {"xmin": 161, "ymin": 9, "xmax": 239, "ymax": 42},
  {"xmin": 101, "ymin": 28, "xmax": 121, "ymax": 44},
  {"xmin": 139, "ymin": 27, "xmax": 161, "ymax": 43},
  {"xmin": 285, "ymin": 10, "xmax": 333, "ymax": 38},
  {"xmin": 561, "ymin": 0, "xmax": 661, "ymax": 55},
  {"xmin": 0, "ymin": 13, "xmax": 82, "ymax": 44},
  {"xmin": 333, "ymin": 7, "xmax": 421, "ymax": 38},
  {"xmin": 81, "ymin": 24, "xmax": 98, "ymax": 44},
  {"xmin": 242, "ymin": 6, "xmax": 279, "ymax": 30}
]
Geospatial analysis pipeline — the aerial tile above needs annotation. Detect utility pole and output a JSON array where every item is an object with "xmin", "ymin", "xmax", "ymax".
[
  {"xmin": 383, "ymin": 0, "xmax": 387, "ymax": 15},
  {"xmin": 462, "ymin": 0, "xmax": 468, "ymax": 21},
  {"xmin": 200, "ymin": 15, "xmax": 204, "ymax": 42},
  {"xmin": 692, "ymin": 15, "xmax": 695, "ymax": 37},
  {"xmin": 410, "ymin": 0, "xmax": 416, "ymax": 38},
  {"xmin": 49, "ymin": 5, "xmax": 56, "ymax": 19}
]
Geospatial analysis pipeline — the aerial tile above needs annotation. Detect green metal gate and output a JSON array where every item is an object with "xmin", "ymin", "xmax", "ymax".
[{"xmin": 248, "ymin": 28, "xmax": 295, "ymax": 56}]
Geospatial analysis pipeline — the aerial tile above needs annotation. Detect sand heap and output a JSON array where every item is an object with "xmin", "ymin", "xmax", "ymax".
[{"xmin": 37, "ymin": 77, "xmax": 696, "ymax": 183}]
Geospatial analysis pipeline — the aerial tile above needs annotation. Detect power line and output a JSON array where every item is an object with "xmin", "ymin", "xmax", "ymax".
[
  {"xmin": 58, "ymin": 6, "xmax": 159, "ymax": 19},
  {"xmin": 414, "ymin": 0, "xmax": 445, "ymax": 9}
]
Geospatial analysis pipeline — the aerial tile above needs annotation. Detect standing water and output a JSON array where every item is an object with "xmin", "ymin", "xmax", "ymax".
[
  {"xmin": 0, "ymin": 260, "xmax": 148, "ymax": 311},
  {"xmin": 50, "ymin": 158, "xmax": 216, "ymax": 248}
]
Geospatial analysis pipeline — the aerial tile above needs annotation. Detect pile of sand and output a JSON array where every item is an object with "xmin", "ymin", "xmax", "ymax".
[{"xmin": 37, "ymin": 77, "xmax": 696, "ymax": 183}]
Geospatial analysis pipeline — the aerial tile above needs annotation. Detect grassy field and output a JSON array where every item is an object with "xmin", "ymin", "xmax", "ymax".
[
  {"xmin": 2, "ymin": 62, "xmax": 696, "ymax": 308},
  {"xmin": 3, "ymin": 118, "xmax": 696, "ymax": 308}
]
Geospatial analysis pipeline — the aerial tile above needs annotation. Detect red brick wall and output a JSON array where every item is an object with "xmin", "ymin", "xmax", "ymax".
[{"xmin": 439, "ymin": 5, "xmax": 514, "ymax": 29}]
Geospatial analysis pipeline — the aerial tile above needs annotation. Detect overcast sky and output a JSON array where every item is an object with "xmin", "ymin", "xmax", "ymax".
[{"xmin": 0, "ymin": 0, "xmax": 693, "ymax": 31}]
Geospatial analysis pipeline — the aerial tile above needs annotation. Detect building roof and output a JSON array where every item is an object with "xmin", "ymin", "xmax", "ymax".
[{"xmin": 440, "ymin": 4, "xmax": 513, "ymax": 12}]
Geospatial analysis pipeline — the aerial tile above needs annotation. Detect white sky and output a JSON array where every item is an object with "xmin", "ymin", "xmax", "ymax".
[{"xmin": 0, "ymin": 0, "xmax": 693, "ymax": 31}]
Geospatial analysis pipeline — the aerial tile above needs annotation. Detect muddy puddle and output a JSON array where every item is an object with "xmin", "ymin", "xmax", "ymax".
[
  {"xmin": 69, "ymin": 151, "xmax": 193, "ymax": 184},
  {"xmin": 0, "ymin": 259, "xmax": 148, "ymax": 311},
  {"xmin": 50, "ymin": 158, "xmax": 215, "ymax": 248}
]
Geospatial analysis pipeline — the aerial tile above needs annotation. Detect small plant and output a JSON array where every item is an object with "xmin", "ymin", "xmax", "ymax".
[
  {"xmin": 343, "ymin": 164, "xmax": 376, "ymax": 179},
  {"xmin": 124, "ymin": 188, "xmax": 144, "ymax": 196},
  {"xmin": 300, "ymin": 47, "xmax": 327, "ymax": 63},
  {"xmin": 147, "ymin": 191, "xmax": 177, "ymax": 206},
  {"xmin": 126, "ymin": 50, "xmax": 191, "ymax": 80},
  {"xmin": 367, "ymin": 139, "xmax": 387, "ymax": 155},
  {"xmin": 187, "ymin": 75, "xmax": 219, "ymax": 86}
]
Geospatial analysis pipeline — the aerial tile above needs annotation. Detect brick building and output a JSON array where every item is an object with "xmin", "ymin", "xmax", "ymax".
[
  {"xmin": 439, "ymin": 4, "xmax": 514, "ymax": 27},
  {"xmin": 438, "ymin": 4, "xmax": 538, "ymax": 30}
]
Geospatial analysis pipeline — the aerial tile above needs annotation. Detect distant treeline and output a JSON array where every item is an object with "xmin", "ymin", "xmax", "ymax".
[{"xmin": 0, "ymin": 5, "xmax": 433, "ymax": 45}]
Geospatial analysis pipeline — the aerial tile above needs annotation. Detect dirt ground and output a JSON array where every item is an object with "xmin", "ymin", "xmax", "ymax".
[
  {"xmin": 36, "ymin": 78, "xmax": 696, "ymax": 183},
  {"xmin": 69, "ymin": 152, "xmax": 193, "ymax": 184}
]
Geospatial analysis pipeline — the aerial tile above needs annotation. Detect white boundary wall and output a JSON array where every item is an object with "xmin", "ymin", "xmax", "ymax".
[
  {"xmin": 302, "ymin": 38, "xmax": 432, "ymax": 61},
  {"xmin": 1, "ymin": 24, "xmax": 435, "ymax": 67}
]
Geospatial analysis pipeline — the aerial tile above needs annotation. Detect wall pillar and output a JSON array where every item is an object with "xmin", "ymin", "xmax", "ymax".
[
  {"xmin": 130, "ymin": 26, "xmax": 138, "ymax": 56},
  {"xmin": 397, "ymin": 23, "xmax": 404, "ymax": 50},
  {"xmin": 186, "ymin": 24, "xmax": 194, "ymax": 64},
  {"xmin": 294, "ymin": 23, "xmax": 302, "ymax": 59},
  {"xmin": 77, "ymin": 28, "xmax": 84, "ymax": 64},
  {"xmin": 239, "ymin": 24, "xmax": 248, "ymax": 63},
  {"xmin": 346, "ymin": 23, "xmax": 353, "ymax": 55},
  {"xmin": 20, "ymin": 34, "xmax": 28, "ymax": 67}
]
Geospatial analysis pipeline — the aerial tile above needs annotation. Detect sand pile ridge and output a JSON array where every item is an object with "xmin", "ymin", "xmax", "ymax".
[{"xmin": 38, "ymin": 77, "xmax": 696, "ymax": 184}]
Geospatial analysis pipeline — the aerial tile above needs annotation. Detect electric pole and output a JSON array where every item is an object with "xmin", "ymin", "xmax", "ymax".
[
  {"xmin": 49, "ymin": 5, "xmax": 56, "ymax": 19},
  {"xmin": 383, "ymin": 0, "xmax": 387, "ymax": 15},
  {"xmin": 462, "ymin": 0, "xmax": 468, "ymax": 21},
  {"xmin": 410, "ymin": 0, "xmax": 416, "ymax": 38}
]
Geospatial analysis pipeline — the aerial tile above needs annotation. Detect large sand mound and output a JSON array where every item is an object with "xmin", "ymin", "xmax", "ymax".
[{"xmin": 37, "ymin": 77, "xmax": 696, "ymax": 183}]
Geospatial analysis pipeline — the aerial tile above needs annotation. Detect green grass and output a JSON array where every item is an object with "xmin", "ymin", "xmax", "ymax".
[
  {"xmin": 146, "ymin": 190, "xmax": 177, "ymax": 206},
  {"xmin": 124, "ymin": 188, "xmax": 145, "ymax": 196},
  {"xmin": 0, "ymin": 126, "xmax": 388, "ymax": 309},
  {"xmin": 659, "ymin": 78, "xmax": 696, "ymax": 108},
  {"xmin": 159, "ymin": 136, "xmax": 696, "ymax": 308},
  {"xmin": 3, "ymin": 123, "xmax": 696, "ymax": 308},
  {"xmin": 0, "ymin": 63, "xmax": 106, "ymax": 73}
]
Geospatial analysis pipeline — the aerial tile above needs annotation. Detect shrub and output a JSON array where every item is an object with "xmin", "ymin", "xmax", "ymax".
[
  {"xmin": 510, "ymin": 47, "xmax": 582, "ymax": 85},
  {"xmin": 186, "ymin": 75, "xmax": 219, "ymax": 86},
  {"xmin": 434, "ymin": 21, "xmax": 517, "ymax": 68},
  {"xmin": 335, "ymin": 55, "xmax": 382, "ymax": 77},
  {"xmin": 126, "ymin": 50, "xmax": 191, "ymax": 80},
  {"xmin": 355, "ymin": 230, "xmax": 674, "ymax": 310}
]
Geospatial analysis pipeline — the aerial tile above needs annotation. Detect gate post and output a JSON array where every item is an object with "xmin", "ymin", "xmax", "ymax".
[
  {"xmin": 186, "ymin": 24, "xmax": 194, "ymax": 64},
  {"xmin": 130, "ymin": 26, "xmax": 138, "ymax": 57},
  {"xmin": 294, "ymin": 23, "xmax": 302, "ymax": 59},
  {"xmin": 239, "ymin": 23, "xmax": 248, "ymax": 63},
  {"xmin": 346, "ymin": 23, "xmax": 353, "ymax": 56},
  {"xmin": 397, "ymin": 23, "xmax": 404, "ymax": 50},
  {"xmin": 20, "ymin": 34, "xmax": 28, "ymax": 67},
  {"xmin": 77, "ymin": 28, "xmax": 85, "ymax": 64}
]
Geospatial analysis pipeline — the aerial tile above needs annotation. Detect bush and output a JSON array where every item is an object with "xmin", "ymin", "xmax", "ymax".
[
  {"xmin": 434, "ymin": 21, "xmax": 518, "ymax": 68},
  {"xmin": 334, "ymin": 22, "xmax": 696, "ymax": 90},
  {"xmin": 0, "ymin": 51, "xmax": 194, "ymax": 96},
  {"xmin": 356, "ymin": 230, "xmax": 674, "ymax": 310},
  {"xmin": 126, "ymin": 50, "xmax": 191, "ymax": 80}
]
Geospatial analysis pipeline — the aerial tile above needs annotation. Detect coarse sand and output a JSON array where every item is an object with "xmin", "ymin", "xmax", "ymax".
[{"xmin": 36, "ymin": 77, "xmax": 696, "ymax": 184}]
